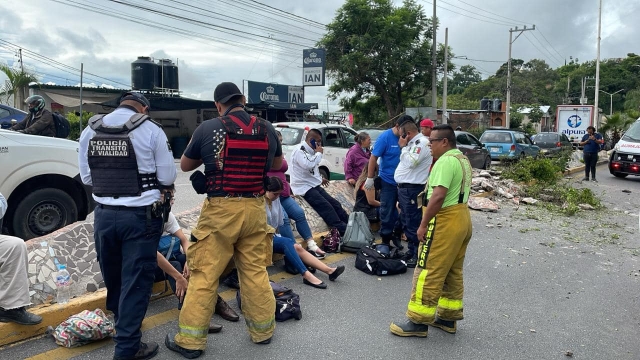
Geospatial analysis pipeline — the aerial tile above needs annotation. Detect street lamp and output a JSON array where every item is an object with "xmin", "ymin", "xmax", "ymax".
[{"xmin": 599, "ymin": 89, "xmax": 624, "ymax": 116}]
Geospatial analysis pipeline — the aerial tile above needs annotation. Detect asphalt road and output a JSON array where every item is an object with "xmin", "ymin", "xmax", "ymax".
[{"xmin": 4, "ymin": 164, "xmax": 640, "ymax": 360}]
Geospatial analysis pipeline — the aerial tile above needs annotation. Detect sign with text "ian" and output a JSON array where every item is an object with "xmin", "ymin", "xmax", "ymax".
[{"xmin": 303, "ymin": 48, "xmax": 325, "ymax": 86}]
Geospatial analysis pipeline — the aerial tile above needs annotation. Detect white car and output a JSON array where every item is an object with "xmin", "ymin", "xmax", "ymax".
[
  {"xmin": 273, "ymin": 122, "xmax": 358, "ymax": 180},
  {"xmin": 0, "ymin": 130, "xmax": 94, "ymax": 240}
]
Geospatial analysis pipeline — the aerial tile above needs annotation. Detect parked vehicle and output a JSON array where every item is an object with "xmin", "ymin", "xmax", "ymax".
[
  {"xmin": 556, "ymin": 105, "xmax": 595, "ymax": 149},
  {"xmin": 0, "ymin": 129, "xmax": 94, "ymax": 239},
  {"xmin": 0, "ymin": 104, "xmax": 27, "ymax": 129},
  {"xmin": 531, "ymin": 132, "xmax": 573, "ymax": 157},
  {"xmin": 359, "ymin": 128, "xmax": 385, "ymax": 148},
  {"xmin": 479, "ymin": 129, "xmax": 540, "ymax": 160},
  {"xmin": 608, "ymin": 118, "xmax": 640, "ymax": 178},
  {"xmin": 273, "ymin": 122, "xmax": 358, "ymax": 180},
  {"xmin": 455, "ymin": 131, "xmax": 491, "ymax": 169}
]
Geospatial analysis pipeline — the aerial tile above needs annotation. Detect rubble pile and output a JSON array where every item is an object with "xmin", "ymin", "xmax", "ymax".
[
  {"xmin": 467, "ymin": 169, "xmax": 524, "ymax": 212},
  {"xmin": 566, "ymin": 149, "xmax": 609, "ymax": 169}
]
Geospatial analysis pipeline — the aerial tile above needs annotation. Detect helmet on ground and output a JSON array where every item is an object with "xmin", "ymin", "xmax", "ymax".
[{"xmin": 25, "ymin": 95, "xmax": 46, "ymax": 113}]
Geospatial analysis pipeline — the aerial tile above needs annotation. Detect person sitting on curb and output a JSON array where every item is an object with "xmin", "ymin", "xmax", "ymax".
[
  {"xmin": 0, "ymin": 192, "xmax": 43, "ymax": 325},
  {"xmin": 290, "ymin": 129, "xmax": 349, "ymax": 236},
  {"xmin": 153, "ymin": 186, "xmax": 238, "ymax": 334},
  {"xmin": 268, "ymin": 131, "xmax": 326, "ymax": 259},
  {"xmin": 344, "ymin": 131, "xmax": 372, "ymax": 186},
  {"xmin": 265, "ymin": 177, "xmax": 345, "ymax": 289},
  {"xmin": 353, "ymin": 168, "xmax": 381, "ymax": 225}
]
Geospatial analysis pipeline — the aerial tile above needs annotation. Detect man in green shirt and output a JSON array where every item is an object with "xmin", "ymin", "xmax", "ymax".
[{"xmin": 390, "ymin": 124, "xmax": 473, "ymax": 338}]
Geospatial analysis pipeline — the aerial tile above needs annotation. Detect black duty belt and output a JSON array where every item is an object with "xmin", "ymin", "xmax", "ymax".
[
  {"xmin": 97, "ymin": 203, "xmax": 162, "ymax": 219},
  {"xmin": 397, "ymin": 183, "xmax": 424, "ymax": 189}
]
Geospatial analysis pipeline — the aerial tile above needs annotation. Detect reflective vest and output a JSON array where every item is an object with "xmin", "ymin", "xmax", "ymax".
[
  {"xmin": 87, "ymin": 113, "xmax": 160, "ymax": 197},
  {"xmin": 206, "ymin": 114, "xmax": 269, "ymax": 196}
]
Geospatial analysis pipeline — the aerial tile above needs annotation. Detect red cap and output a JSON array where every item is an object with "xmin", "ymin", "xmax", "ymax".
[{"xmin": 420, "ymin": 118, "xmax": 434, "ymax": 128}]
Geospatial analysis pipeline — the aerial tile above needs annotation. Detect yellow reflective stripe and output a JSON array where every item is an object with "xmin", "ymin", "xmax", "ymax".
[
  {"xmin": 408, "ymin": 301, "xmax": 436, "ymax": 316},
  {"xmin": 245, "ymin": 317, "xmax": 275, "ymax": 332},
  {"xmin": 414, "ymin": 268, "xmax": 428, "ymax": 306},
  {"xmin": 178, "ymin": 325, "xmax": 208, "ymax": 338},
  {"xmin": 438, "ymin": 297, "xmax": 463, "ymax": 310}
]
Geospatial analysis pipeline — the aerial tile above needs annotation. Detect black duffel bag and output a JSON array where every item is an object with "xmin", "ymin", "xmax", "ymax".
[{"xmin": 355, "ymin": 245, "xmax": 407, "ymax": 276}]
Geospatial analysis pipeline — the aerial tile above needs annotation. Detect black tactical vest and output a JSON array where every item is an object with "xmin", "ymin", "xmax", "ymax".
[{"xmin": 87, "ymin": 113, "xmax": 161, "ymax": 197}]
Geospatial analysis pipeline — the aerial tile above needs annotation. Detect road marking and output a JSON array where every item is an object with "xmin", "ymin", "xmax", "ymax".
[{"xmin": 25, "ymin": 252, "xmax": 353, "ymax": 360}]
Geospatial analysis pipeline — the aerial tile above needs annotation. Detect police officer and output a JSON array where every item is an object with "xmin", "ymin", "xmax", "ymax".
[
  {"xmin": 394, "ymin": 120, "xmax": 432, "ymax": 268},
  {"xmin": 78, "ymin": 92, "xmax": 176, "ymax": 360},
  {"xmin": 165, "ymin": 82, "xmax": 282, "ymax": 359}
]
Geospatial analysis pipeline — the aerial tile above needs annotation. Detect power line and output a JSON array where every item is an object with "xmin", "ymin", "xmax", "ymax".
[
  {"xmin": 522, "ymin": 33, "xmax": 562, "ymax": 67},
  {"xmin": 454, "ymin": 56, "xmax": 505, "ymax": 63},
  {"xmin": 535, "ymin": 26, "xmax": 566, "ymax": 62},
  {"xmin": 529, "ymin": 31, "xmax": 564, "ymax": 65},
  {"xmin": 418, "ymin": 0, "xmax": 515, "ymax": 27},
  {"xmin": 439, "ymin": 0, "xmax": 517, "ymax": 26},
  {"xmin": 246, "ymin": 0, "xmax": 327, "ymax": 27},
  {"xmin": 457, "ymin": 0, "xmax": 529, "ymax": 24}
]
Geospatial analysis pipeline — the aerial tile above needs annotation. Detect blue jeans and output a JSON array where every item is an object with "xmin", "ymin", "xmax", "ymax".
[
  {"xmin": 279, "ymin": 196, "xmax": 313, "ymax": 240},
  {"xmin": 379, "ymin": 180, "xmax": 399, "ymax": 237},
  {"xmin": 272, "ymin": 235, "xmax": 307, "ymax": 275},
  {"xmin": 397, "ymin": 186, "xmax": 423, "ymax": 258},
  {"xmin": 94, "ymin": 205, "xmax": 162, "ymax": 358},
  {"xmin": 154, "ymin": 253, "xmax": 187, "ymax": 309}
]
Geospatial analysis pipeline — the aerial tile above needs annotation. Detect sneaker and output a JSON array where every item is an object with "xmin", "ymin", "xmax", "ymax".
[
  {"xmin": 428, "ymin": 318, "xmax": 457, "ymax": 334},
  {"xmin": 165, "ymin": 334, "xmax": 202, "ymax": 359},
  {"xmin": 592, "ymin": 178, "xmax": 598, "ymax": 183},
  {"xmin": 405, "ymin": 257, "xmax": 417, "ymax": 268},
  {"xmin": 581, "ymin": 177, "xmax": 589, "ymax": 181},
  {"xmin": 113, "ymin": 341, "xmax": 159, "ymax": 360},
  {"xmin": 389, "ymin": 320, "xmax": 428, "ymax": 337},
  {"xmin": 0, "ymin": 307, "xmax": 42, "ymax": 325}
]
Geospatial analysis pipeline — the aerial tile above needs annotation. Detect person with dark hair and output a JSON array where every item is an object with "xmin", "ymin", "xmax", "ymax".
[
  {"xmin": 579, "ymin": 126, "xmax": 603, "ymax": 182},
  {"xmin": 344, "ymin": 131, "xmax": 372, "ymax": 186},
  {"xmin": 394, "ymin": 120, "xmax": 433, "ymax": 268},
  {"xmin": 167, "ymin": 82, "xmax": 282, "ymax": 358},
  {"xmin": 10, "ymin": 95, "xmax": 56, "ymax": 137},
  {"xmin": 79, "ymin": 91, "xmax": 176, "ymax": 360},
  {"xmin": 264, "ymin": 177, "xmax": 345, "ymax": 289},
  {"xmin": 364, "ymin": 115, "xmax": 415, "ymax": 250},
  {"xmin": 390, "ymin": 124, "xmax": 473, "ymax": 338},
  {"xmin": 290, "ymin": 129, "xmax": 349, "ymax": 236},
  {"xmin": 353, "ymin": 167, "xmax": 380, "ymax": 223}
]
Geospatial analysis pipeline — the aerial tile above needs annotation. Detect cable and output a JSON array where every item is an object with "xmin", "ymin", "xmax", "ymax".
[
  {"xmin": 454, "ymin": 56, "xmax": 505, "ymax": 63},
  {"xmin": 529, "ymin": 31, "xmax": 563, "ymax": 65},
  {"xmin": 418, "ymin": 0, "xmax": 515, "ymax": 27},
  {"xmin": 262, "ymin": 56, "xmax": 301, "ymax": 82},
  {"xmin": 246, "ymin": 0, "xmax": 327, "ymax": 27},
  {"xmin": 522, "ymin": 33, "xmax": 562, "ymax": 68},
  {"xmin": 535, "ymin": 27, "xmax": 566, "ymax": 62},
  {"xmin": 457, "ymin": 0, "xmax": 529, "ymax": 24},
  {"xmin": 439, "ymin": 0, "xmax": 517, "ymax": 26}
]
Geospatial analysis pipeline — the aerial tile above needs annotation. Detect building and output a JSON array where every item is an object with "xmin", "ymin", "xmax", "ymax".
[{"xmin": 518, "ymin": 105, "xmax": 552, "ymax": 132}]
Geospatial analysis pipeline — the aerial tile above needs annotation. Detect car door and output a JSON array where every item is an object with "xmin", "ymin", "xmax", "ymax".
[
  {"xmin": 456, "ymin": 133, "xmax": 476, "ymax": 166},
  {"xmin": 321, "ymin": 127, "xmax": 345, "ymax": 176},
  {"xmin": 468, "ymin": 133, "xmax": 488, "ymax": 168},
  {"xmin": 561, "ymin": 134, "xmax": 572, "ymax": 151},
  {"xmin": 523, "ymin": 134, "xmax": 539, "ymax": 156}
]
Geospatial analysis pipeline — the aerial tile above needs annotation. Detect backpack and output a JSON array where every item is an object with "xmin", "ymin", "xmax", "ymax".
[
  {"xmin": 321, "ymin": 228, "xmax": 342, "ymax": 253},
  {"xmin": 52, "ymin": 112, "xmax": 70, "ymax": 138},
  {"xmin": 355, "ymin": 245, "xmax": 407, "ymax": 276},
  {"xmin": 340, "ymin": 212, "xmax": 374, "ymax": 253},
  {"xmin": 236, "ymin": 281, "xmax": 302, "ymax": 322},
  {"xmin": 49, "ymin": 308, "xmax": 115, "ymax": 348},
  {"xmin": 157, "ymin": 235, "xmax": 182, "ymax": 260}
]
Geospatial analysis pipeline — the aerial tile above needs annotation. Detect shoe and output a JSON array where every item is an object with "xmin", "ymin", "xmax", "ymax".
[
  {"xmin": 428, "ymin": 318, "xmax": 457, "ymax": 334},
  {"xmin": 221, "ymin": 269, "xmax": 240, "ymax": 290},
  {"xmin": 307, "ymin": 266, "xmax": 316, "ymax": 274},
  {"xmin": 215, "ymin": 295, "xmax": 240, "ymax": 322},
  {"xmin": 165, "ymin": 334, "xmax": 203, "ymax": 359},
  {"xmin": 256, "ymin": 337, "xmax": 271, "ymax": 345},
  {"xmin": 307, "ymin": 248, "xmax": 326, "ymax": 259},
  {"xmin": 391, "ymin": 230, "xmax": 404, "ymax": 250},
  {"xmin": 328, "ymin": 265, "xmax": 345, "ymax": 281},
  {"xmin": 581, "ymin": 177, "xmax": 589, "ymax": 181},
  {"xmin": 303, "ymin": 278, "xmax": 327, "ymax": 289},
  {"xmin": 405, "ymin": 257, "xmax": 417, "ymax": 268},
  {"xmin": 208, "ymin": 322, "xmax": 222, "ymax": 334},
  {"xmin": 389, "ymin": 320, "xmax": 429, "ymax": 337},
  {"xmin": 307, "ymin": 241, "xmax": 326, "ymax": 259},
  {"xmin": 0, "ymin": 307, "xmax": 43, "ymax": 325},
  {"xmin": 113, "ymin": 341, "xmax": 159, "ymax": 360},
  {"xmin": 592, "ymin": 178, "xmax": 598, "ymax": 182}
]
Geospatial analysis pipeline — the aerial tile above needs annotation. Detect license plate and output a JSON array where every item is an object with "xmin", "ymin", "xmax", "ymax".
[{"xmin": 490, "ymin": 147, "xmax": 500, "ymax": 153}]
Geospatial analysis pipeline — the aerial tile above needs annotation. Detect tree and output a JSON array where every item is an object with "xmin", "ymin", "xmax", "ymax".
[
  {"xmin": 528, "ymin": 105, "xmax": 544, "ymax": 124},
  {"xmin": 0, "ymin": 64, "xmax": 38, "ymax": 109},
  {"xmin": 449, "ymin": 65, "xmax": 481, "ymax": 94},
  {"xmin": 319, "ymin": 0, "xmax": 447, "ymax": 118},
  {"xmin": 509, "ymin": 107, "xmax": 523, "ymax": 129},
  {"xmin": 601, "ymin": 112, "xmax": 635, "ymax": 146},
  {"xmin": 625, "ymin": 88, "xmax": 640, "ymax": 111}
]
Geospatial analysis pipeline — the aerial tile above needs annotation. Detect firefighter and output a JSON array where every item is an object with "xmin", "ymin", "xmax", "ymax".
[
  {"xmin": 165, "ymin": 82, "xmax": 282, "ymax": 359},
  {"xmin": 390, "ymin": 124, "xmax": 473, "ymax": 338}
]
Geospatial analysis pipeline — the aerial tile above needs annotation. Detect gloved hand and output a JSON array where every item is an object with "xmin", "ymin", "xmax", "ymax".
[{"xmin": 364, "ymin": 177, "xmax": 375, "ymax": 190}]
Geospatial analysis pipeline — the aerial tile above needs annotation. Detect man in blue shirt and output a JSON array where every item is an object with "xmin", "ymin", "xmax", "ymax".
[
  {"xmin": 365, "ymin": 115, "xmax": 415, "ymax": 250},
  {"xmin": 579, "ymin": 126, "xmax": 603, "ymax": 182}
]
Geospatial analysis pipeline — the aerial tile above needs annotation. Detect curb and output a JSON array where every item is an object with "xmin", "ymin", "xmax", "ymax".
[{"xmin": 564, "ymin": 159, "xmax": 609, "ymax": 176}]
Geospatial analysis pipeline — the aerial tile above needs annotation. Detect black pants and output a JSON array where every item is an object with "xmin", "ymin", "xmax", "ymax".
[
  {"xmin": 303, "ymin": 186, "xmax": 349, "ymax": 235},
  {"xmin": 154, "ymin": 254, "xmax": 187, "ymax": 309},
  {"xmin": 583, "ymin": 152, "xmax": 598, "ymax": 179}
]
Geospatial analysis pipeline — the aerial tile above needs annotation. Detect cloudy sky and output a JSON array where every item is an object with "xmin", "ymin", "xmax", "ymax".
[{"xmin": 1, "ymin": 0, "xmax": 638, "ymax": 112}]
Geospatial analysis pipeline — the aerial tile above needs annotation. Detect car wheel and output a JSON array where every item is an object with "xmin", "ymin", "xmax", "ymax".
[
  {"xmin": 12, "ymin": 188, "xmax": 78, "ymax": 240},
  {"xmin": 482, "ymin": 156, "xmax": 491, "ymax": 170},
  {"xmin": 612, "ymin": 172, "xmax": 628, "ymax": 178},
  {"xmin": 319, "ymin": 168, "xmax": 330, "ymax": 181}
]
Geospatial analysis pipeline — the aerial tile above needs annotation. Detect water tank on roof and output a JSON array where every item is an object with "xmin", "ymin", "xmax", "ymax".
[
  {"xmin": 492, "ymin": 99, "xmax": 502, "ymax": 112},
  {"xmin": 480, "ymin": 97, "xmax": 491, "ymax": 111},
  {"xmin": 131, "ymin": 56, "xmax": 158, "ymax": 90},
  {"xmin": 157, "ymin": 59, "xmax": 179, "ymax": 90}
]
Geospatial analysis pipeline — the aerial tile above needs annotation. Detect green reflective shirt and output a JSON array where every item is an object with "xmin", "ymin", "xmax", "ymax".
[{"xmin": 426, "ymin": 149, "xmax": 473, "ymax": 208}]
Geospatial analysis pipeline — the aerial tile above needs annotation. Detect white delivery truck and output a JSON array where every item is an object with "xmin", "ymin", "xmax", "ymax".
[
  {"xmin": 0, "ymin": 129, "xmax": 94, "ymax": 240},
  {"xmin": 609, "ymin": 118, "xmax": 640, "ymax": 178},
  {"xmin": 555, "ymin": 105, "xmax": 595, "ymax": 149}
]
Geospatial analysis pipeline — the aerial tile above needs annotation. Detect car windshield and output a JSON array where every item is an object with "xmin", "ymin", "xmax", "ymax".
[
  {"xmin": 480, "ymin": 132, "xmax": 512, "ymax": 143},
  {"xmin": 534, "ymin": 134, "xmax": 558, "ymax": 142},
  {"xmin": 622, "ymin": 120, "xmax": 640, "ymax": 142},
  {"xmin": 276, "ymin": 127, "xmax": 304, "ymax": 145}
]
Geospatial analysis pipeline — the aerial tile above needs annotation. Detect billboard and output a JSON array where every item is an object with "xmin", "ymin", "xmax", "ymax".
[
  {"xmin": 303, "ymin": 48, "xmax": 326, "ymax": 86},
  {"xmin": 247, "ymin": 81, "xmax": 305, "ymax": 104},
  {"xmin": 555, "ymin": 105, "xmax": 594, "ymax": 142}
]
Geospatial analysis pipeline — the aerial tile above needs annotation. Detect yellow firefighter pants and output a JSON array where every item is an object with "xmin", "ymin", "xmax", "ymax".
[
  {"xmin": 407, "ymin": 203, "xmax": 472, "ymax": 324},
  {"xmin": 174, "ymin": 196, "xmax": 275, "ymax": 350}
]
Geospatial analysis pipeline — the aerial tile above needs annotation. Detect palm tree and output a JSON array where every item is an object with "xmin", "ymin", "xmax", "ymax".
[
  {"xmin": 0, "ymin": 64, "xmax": 38, "ymax": 109},
  {"xmin": 601, "ymin": 112, "xmax": 635, "ymax": 146}
]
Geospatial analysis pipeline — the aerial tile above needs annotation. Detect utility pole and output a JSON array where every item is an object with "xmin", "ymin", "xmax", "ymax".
[
  {"xmin": 564, "ymin": 76, "xmax": 570, "ymax": 104},
  {"xmin": 505, "ymin": 25, "xmax": 535, "ymax": 128},
  {"xmin": 18, "ymin": 48, "xmax": 24, "ymax": 73},
  {"xmin": 79, "ymin": 63, "xmax": 84, "ymax": 133},
  {"xmin": 431, "ymin": 0, "xmax": 438, "ymax": 121},
  {"xmin": 593, "ymin": 0, "xmax": 602, "ymax": 129},
  {"xmin": 442, "ymin": 27, "xmax": 448, "ymax": 124}
]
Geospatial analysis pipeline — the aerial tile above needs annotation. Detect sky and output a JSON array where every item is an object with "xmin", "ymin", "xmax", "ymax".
[{"xmin": 0, "ymin": 0, "xmax": 638, "ymax": 113}]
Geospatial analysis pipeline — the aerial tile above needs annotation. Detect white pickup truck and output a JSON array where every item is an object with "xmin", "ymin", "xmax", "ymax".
[{"xmin": 0, "ymin": 129, "xmax": 94, "ymax": 240}]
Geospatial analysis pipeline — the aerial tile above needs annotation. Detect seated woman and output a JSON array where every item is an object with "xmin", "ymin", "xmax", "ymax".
[
  {"xmin": 344, "ymin": 131, "xmax": 372, "ymax": 186},
  {"xmin": 154, "ymin": 187, "xmax": 239, "ymax": 333},
  {"xmin": 353, "ymin": 167, "xmax": 381, "ymax": 224},
  {"xmin": 265, "ymin": 177, "xmax": 345, "ymax": 289}
]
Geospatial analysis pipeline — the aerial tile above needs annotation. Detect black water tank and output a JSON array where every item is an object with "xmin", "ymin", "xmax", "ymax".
[
  {"xmin": 157, "ymin": 59, "xmax": 179, "ymax": 90},
  {"xmin": 480, "ymin": 97, "xmax": 490, "ymax": 110},
  {"xmin": 131, "ymin": 56, "xmax": 157, "ymax": 90},
  {"xmin": 492, "ymin": 99, "xmax": 502, "ymax": 111}
]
